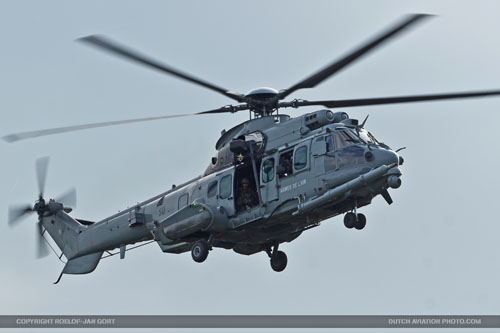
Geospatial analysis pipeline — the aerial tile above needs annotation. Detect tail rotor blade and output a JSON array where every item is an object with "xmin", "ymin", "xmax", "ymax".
[
  {"xmin": 57, "ymin": 188, "xmax": 77, "ymax": 209},
  {"xmin": 36, "ymin": 221, "xmax": 49, "ymax": 259},
  {"xmin": 8, "ymin": 205, "xmax": 33, "ymax": 227},
  {"xmin": 36, "ymin": 157, "xmax": 49, "ymax": 198}
]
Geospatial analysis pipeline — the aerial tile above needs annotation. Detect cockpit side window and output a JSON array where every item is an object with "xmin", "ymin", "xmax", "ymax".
[
  {"xmin": 336, "ymin": 131, "xmax": 352, "ymax": 149},
  {"xmin": 207, "ymin": 180, "xmax": 217, "ymax": 198},
  {"xmin": 335, "ymin": 129, "xmax": 362, "ymax": 149},
  {"xmin": 326, "ymin": 135, "xmax": 335, "ymax": 152}
]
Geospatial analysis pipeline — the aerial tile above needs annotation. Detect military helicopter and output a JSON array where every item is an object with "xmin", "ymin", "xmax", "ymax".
[{"xmin": 6, "ymin": 14, "xmax": 500, "ymax": 283}]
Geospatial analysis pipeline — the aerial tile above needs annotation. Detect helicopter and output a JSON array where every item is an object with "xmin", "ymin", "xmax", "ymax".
[{"xmin": 6, "ymin": 13, "xmax": 500, "ymax": 283}]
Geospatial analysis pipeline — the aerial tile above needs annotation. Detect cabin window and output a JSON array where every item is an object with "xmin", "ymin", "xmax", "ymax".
[
  {"xmin": 220, "ymin": 175, "xmax": 232, "ymax": 199},
  {"xmin": 278, "ymin": 150, "xmax": 293, "ymax": 178},
  {"xmin": 294, "ymin": 146, "xmax": 308, "ymax": 170},
  {"xmin": 156, "ymin": 196, "xmax": 164, "ymax": 207},
  {"xmin": 262, "ymin": 158, "xmax": 275, "ymax": 183},
  {"xmin": 207, "ymin": 180, "xmax": 218, "ymax": 198},
  {"xmin": 178, "ymin": 193, "xmax": 188, "ymax": 209}
]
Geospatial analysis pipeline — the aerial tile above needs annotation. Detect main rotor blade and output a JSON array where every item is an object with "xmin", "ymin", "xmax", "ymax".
[
  {"xmin": 36, "ymin": 157, "xmax": 49, "ymax": 198},
  {"xmin": 3, "ymin": 105, "xmax": 249, "ymax": 143},
  {"xmin": 56, "ymin": 188, "xmax": 77, "ymax": 209},
  {"xmin": 289, "ymin": 90, "xmax": 500, "ymax": 109},
  {"xmin": 8, "ymin": 205, "xmax": 33, "ymax": 227},
  {"xmin": 279, "ymin": 14, "xmax": 432, "ymax": 100},
  {"xmin": 36, "ymin": 221, "xmax": 49, "ymax": 259},
  {"xmin": 79, "ymin": 35, "xmax": 245, "ymax": 103}
]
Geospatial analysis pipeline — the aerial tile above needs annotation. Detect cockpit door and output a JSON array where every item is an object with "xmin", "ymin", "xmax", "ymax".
[
  {"xmin": 311, "ymin": 135, "xmax": 329, "ymax": 173},
  {"xmin": 260, "ymin": 154, "xmax": 278, "ymax": 203},
  {"xmin": 217, "ymin": 169, "xmax": 235, "ymax": 217}
]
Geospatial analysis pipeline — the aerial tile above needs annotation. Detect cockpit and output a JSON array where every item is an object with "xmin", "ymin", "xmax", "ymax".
[
  {"xmin": 332, "ymin": 127, "xmax": 380, "ymax": 148},
  {"xmin": 322, "ymin": 126, "xmax": 386, "ymax": 171},
  {"xmin": 334, "ymin": 127, "xmax": 363, "ymax": 148},
  {"xmin": 358, "ymin": 128, "xmax": 380, "ymax": 145}
]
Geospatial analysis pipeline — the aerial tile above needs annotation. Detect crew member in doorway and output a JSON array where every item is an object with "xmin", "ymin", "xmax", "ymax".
[
  {"xmin": 278, "ymin": 154, "xmax": 292, "ymax": 178},
  {"xmin": 236, "ymin": 177, "xmax": 258, "ymax": 211}
]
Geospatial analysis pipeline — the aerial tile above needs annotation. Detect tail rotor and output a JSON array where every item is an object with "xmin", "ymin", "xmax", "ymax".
[{"xmin": 7, "ymin": 157, "xmax": 77, "ymax": 258}]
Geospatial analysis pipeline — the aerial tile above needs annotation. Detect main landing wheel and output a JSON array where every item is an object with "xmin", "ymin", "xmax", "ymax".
[
  {"xmin": 344, "ymin": 212, "xmax": 356, "ymax": 229},
  {"xmin": 354, "ymin": 213, "xmax": 366, "ymax": 230},
  {"xmin": 270, "ymin": 251, "xmax": 287, "ymax": 272},
  {"xmin": 191, "ymin": 240, "xmax": 209, "ymax": 263}
]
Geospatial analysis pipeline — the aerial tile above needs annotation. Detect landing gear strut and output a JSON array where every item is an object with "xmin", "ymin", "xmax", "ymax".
[
  {"xmin": 343, "ymin": 200, "xmax": 367, "ymax": 230},
  {"xmin": 266, "ymin": 243, "xmax": 287, "ymax": 272}
]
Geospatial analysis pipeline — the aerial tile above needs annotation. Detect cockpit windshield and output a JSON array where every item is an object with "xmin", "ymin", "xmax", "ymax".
[
  {"xmin": 358, "ymin": 129, "xmax": 380, "ymax": 145},
  {"xmin": 335, "ymin": 127, "xmax": 380, "ymax": 148}
]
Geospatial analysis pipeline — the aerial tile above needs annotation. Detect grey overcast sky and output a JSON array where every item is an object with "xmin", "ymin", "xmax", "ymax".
[{"xmin": 1, "ymin": 0, "xmax": 500, "ymax": 332}]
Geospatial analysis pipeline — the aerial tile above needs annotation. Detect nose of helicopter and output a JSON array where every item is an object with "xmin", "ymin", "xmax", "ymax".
[
  {"xmin": 368, "ymin": 148, "xmax": 402, "ymax": 189},
  {"xmin": 370, "ymin": 148, "xmax": 399, "ymax": 167}
]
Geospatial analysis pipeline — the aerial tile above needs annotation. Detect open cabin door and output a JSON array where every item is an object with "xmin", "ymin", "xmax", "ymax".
[{"xmin": 260, "ymin": 153, "xmax": 278, "ymax": 203}]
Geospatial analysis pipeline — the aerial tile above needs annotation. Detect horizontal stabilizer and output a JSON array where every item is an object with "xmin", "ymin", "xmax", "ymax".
[
  {"xmin": 54, "ymin": 251, "xmax": 103, "ymax": 284},
  {"xmin": 63, "ymin": 251, "xmax": 103, "ymax": 275}
]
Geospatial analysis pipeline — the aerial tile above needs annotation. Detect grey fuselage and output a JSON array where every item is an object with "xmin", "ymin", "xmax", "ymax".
[{"xmin": 42, "ymin": 109, "xmax": 402, "ymax": 262}]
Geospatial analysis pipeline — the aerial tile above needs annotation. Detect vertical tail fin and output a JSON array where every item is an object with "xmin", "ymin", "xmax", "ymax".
[
  {"xmin": 42, "ymin": 210, "xmax": 103, "ymax": 283},
  {"xmin": 41, "ymin": 210, "xmax": 83, "ymax": 259}
]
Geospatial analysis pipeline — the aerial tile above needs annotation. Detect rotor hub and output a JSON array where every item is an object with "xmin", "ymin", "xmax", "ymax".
[
  {"xmin": 244, "ymin": 87, "xmax": 280, "ymax": 117},
  {"xmin": 33, "ymin": 198, "xmax": 46, "ymax": 214},
  {"xmin": 245, "ymin": 87, "xmax": 279, "ymax": 99}
]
